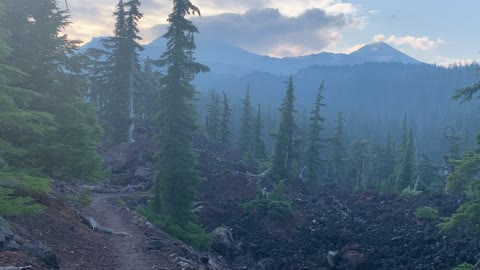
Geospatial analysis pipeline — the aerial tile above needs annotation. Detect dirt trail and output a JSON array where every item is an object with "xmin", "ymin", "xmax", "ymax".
[{"xmin": 87, "ymin": 194, "xmax": 156, "ymax": 270}]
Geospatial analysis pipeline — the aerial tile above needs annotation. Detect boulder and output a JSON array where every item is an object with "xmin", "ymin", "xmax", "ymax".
[
  {"xmin": 133, "ymin": 167, "xmax": 154, "ymax": 184},
  {"xmin": 0, "ymin": 220, "xmax": 20, "ymax": 251},
  {"xmin": 342, "ymin": 250, "xmax": 376, "ymax": 270},
  {"xmin": 210, "ymin": 227, "xmax": 236, "ymax": 257},
  {"xmin": 254, "ymin": 258, "xmax": 276, "ymax": 270},
  {"xmin": 24, "ymin": 241, "xmax": 60, "ymax": 269}
]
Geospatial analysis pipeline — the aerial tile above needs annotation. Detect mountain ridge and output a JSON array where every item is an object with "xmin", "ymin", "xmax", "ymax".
[{"xmin": 79, "ymin": 38, "xmax": 422, "ymax": 75}]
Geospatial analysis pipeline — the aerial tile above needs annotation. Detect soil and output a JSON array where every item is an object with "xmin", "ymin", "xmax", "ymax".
[{"xmin": 1, "ymin": 192, "xmax": 222, "ymax": 270}]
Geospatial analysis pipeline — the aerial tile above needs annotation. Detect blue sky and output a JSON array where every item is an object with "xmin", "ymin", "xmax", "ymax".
[{"xmin": 61, "ymin": 0, "xmax": 479, "ymax": 65}]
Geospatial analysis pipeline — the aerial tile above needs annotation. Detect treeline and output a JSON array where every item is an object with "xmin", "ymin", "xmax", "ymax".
[{"xmin": 201, "ymin": 78, "xmax": 463, "ymax": 194}]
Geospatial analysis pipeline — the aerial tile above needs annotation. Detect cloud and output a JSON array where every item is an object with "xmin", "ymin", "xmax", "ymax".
[
  {"xmin": 373, "ymin": 34, "xmax": 444, "ymax": 50},
  {"xmin": 150, "ymin": 7, "xmax": 362, "ymax": 57}
]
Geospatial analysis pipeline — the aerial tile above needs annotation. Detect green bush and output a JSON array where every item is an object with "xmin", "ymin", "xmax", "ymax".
[
  {"xmin": 452, "ymin": 262, "xmax": 474, "ymax": 270},
  {"xmin": 138, "ymin": 206, "xmax": 210, "ymax": 250},
  {"xmin": 438, "ymin": 201, "xmax": 480, "ymax": 232},
  {"xmin": 0, "ymin": 187, "xmax": 45, "ymax": 216},
  {"xmin": 402, "ymin": 186, "xmax": 422, "ymax": 196},
  {"xmin": 244, "ymin": 179, "xmax": 293, "ymax": 221},
  {"xmin": 414, "ymin": 206, "xmax": 439, "ymax": 221}
]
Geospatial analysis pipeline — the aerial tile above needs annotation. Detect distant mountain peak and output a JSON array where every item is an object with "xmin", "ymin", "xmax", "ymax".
[{"xmin": 350, "ymin": 42, "xmax": 421, "ymax": 64}]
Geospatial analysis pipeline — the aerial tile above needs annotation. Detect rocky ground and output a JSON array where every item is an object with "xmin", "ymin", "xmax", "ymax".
[{"xmin": 1, "ymin": 135, "xmax": 479, "ymax": 269}]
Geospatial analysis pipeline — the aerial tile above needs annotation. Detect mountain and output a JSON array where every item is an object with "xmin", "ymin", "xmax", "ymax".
[
  {"xmin": 79, "ymin": 37, "xmax": 422, "ymax": 75},
  {"xmin": 349, "ymin": 42, "xmax": 420, "ymax": 64}
]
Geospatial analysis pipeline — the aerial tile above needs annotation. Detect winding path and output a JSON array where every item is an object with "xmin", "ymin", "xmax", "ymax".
[{"xmin": 87, "ymin": 193, "xmax": 156, "ymax": 270}]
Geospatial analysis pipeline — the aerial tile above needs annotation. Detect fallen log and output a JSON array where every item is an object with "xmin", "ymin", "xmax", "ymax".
[{"xmin": 76, "ymin": 211, "xmax": 130, "ymax": 237}]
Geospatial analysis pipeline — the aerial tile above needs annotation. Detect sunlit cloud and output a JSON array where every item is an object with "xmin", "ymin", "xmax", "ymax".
[{"xmin": 373, "ymin": 34, "xmax": 444, "ymax": 50}]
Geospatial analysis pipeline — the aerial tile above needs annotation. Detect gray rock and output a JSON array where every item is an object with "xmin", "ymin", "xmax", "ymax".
[
  {"xmin": 254, "ymin": 258, "xmax": 276, "ymax": 270},
  {"xmin": 342, "ymin": 250, "xmax": 376, "ymax": 270},
  {"xmin": 24, "ymin": 241, "xmax": 60, "ymax": 269},
  {"xmin": 0, "ymin": 220, "xmax": 20, "ymax": 251},
  {"xmin": 210, "ymin": 227, "xmax": 236, "ymax": 257}
]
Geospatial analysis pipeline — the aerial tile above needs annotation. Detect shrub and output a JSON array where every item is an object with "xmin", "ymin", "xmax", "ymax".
[
  {"xmin": 0, "ymin": 187, "xmax": 45, "ymax": 216},
  {"xmin": 58, "ymin": 190, "xmax": 92, "ymax": 208},
  {"xmin": 452, "ymin": 262, "xmax": 474, "ymax": 270},
  {"xmin": 438, "ymin": 201, "xmax": 480, "ymax": 232},
  {"xmin": 138, "ymin": 206, "xmax": 210, "ymax": 250},
  {"xmin": 414, "ymin": 206, "xmax": 439, "ymax": 221},
  {"xmin": 244, "ymin": 179, "xmax": 293, "ymax": 221},
  {"xmin": 402, "ymin": 186, "xmax": 422, "ymax": 196}
]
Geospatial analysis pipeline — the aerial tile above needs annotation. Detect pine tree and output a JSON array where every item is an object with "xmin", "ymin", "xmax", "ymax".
[
  {"xmin": 124, "ymin": 0, "xmax": 144, "ymax": 143},
  {"xmin": 6, "ymin": 0, "xmax": 105, "ymax": 181},
  {"xmin": 253, "ymin": 105, "xmax": 266, "ymax": 159},
  {"xmin": 272, "ymin": 77, "xmax": 297, "ymax": 179},
  {"xmin": 153, "ymin": 0, "xmax": 209, "ymax": 225},
  {"xmin": 444, "ymin": 127, "xmax": 462, "ymax": 160},
  {"xmin": 396, "ymin": 129, "xmax": 415, "ymax": 192},
  {"xmin": 350, "ymin": 140, "xmax": 370, "ymax": 191},
  {"xmin": 0, "ymin": 1, "xmax": 55, "ymax": 169},
  {"xmin": 239, "ymin": 86, "xmax": 254, "ymax": 154},
  {"xmin": 219, "ymin": 91, "xmax": 231, "ymax": 145},
  {"xmin": 100, "ymin": 0, "xmax": 143, "ymax": 144},
  {"xmin": 331, "ymin": 112, "xmax": 347, "ymax": 185},
  {"xmin": 305, "ymin": 83, "xmax": 326, "ymax": 186},
  {"xmin": 205, "ymin": 91, "xmax": 221, "ymax": 139}
]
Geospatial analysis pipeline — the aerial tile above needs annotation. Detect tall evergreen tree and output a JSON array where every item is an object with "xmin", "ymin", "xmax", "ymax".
[
  {"xmin": 349, "ymin": 140, "xmax": 371, "ymax": 191},
  {"xmin": 331, "ymin": 112, "xmax": 347, "ymax": 185},
  {"xmin": 238, "ymin": 86, "xmax": 254, "ymax": 154},
  {"xmin": 6, "ymin": 0, "xmax": 105, "ymax": 181},
  {"xmin": 252, "ymin": 105, "xmax": 266, "ymax": 159},
  {"xmin": 219, "ymin": 91, "xmax": 232, "ymax": 145},
  {"xmin": 271, "ymin": 77, "xmax": 297, "ymax": 179},
  {"xmin": 205, "ymin": 91, "xmax": 221, "ymax": 139},
  {"xmin": 100, "ymin": 0, "xmax": 143, "ymax": 144},
  {"xmin": 124, "ymin": 0, "xmax": 144, "ymax": 142},
  {"xmin": 396, "ymin": 129, "xmax": 415, "ymax": 191},
  {"xmin": 153, "ymin": 0, "xmax": 209, "ymax": 225},
  {"xmin": 444, "ymin": 127, "xmax": 462, "ymax": 160},
  {"xmin": 0, "ymin": 1, "xmax": 55, "ymax": 169},
  {"xmin": 305, "ymin": 83, "xmax": 326, "ymax": 186}
]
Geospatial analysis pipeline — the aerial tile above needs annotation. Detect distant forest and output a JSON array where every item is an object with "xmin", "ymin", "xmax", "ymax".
[{"xmin": 195, "ymin": 62, "xmax": 480, "ymax": 161}]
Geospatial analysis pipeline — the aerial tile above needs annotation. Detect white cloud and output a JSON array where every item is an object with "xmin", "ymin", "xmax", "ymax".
[{"xmin": 373, "ymin": 34, "xmax": 444, "ymax": 50}]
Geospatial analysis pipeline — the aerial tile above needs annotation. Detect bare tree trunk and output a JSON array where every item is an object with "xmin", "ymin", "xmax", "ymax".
[{"xmin": 128, "ymin": 53, "xmax": 135, "ymax": 143}]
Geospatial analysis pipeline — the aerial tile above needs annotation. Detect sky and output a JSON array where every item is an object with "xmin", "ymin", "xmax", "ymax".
[{"xmin": 59, "ymin": 0, "xmax": 479, "ymax": 65}]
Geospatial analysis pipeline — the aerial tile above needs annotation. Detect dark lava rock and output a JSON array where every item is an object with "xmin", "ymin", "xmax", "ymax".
[
  {"xmin": 24, "ymin": 241, "xmax": 60, "ymax": 269},
  {"xmin": 210, "ymin": 227, "xmax": 237, "ymax": 257}
]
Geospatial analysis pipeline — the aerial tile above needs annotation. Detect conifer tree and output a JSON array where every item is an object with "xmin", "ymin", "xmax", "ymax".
[
  {"xmin": 6, "ymin": 0, "xmax": 105, "ymax": 181},
  {"xmin": 305, "ymin": 83, "xmax": 326, "ymax": 186},
  {"xmin": 219, "ymin": 92, "xmax": 232, "ymax": 145},
  {"xmin": 350, "ymin": 140, "xmax": 370, "ymax": 191},
  {"xmin": 331, "ymin": 112, "xmax": 347, "ymax": 185},
  {"xmin": 205, "ymin": 91, "xmax": 221, "ymax": 139},
  {"xmin": 272, "ymin": 77, "xmax": 297, "ymax": 179},
  {"xmin": 396, "ymin": 129, "xmax": 415, "ymax": 191},
  {"xmin": 153, "ymin": 0, "xmax": 209, "ymax": 225},
  {"xmin": 253, "ymin": 105, "xmax": 266, "ymax": 159},
  {"xmin": 0, "ymin": 1, "xmax": 55, "ymax": 169},
  {"xmin": 444, "ymin": 127, "xmax": 462, "ymax": 160},
  {"xmin": 239, "ymin": 86, "xmax": 254, "ymax": 154},
  {"xmin": 100, "ymin": 0, "xmax": 143, "ymax": 144}
]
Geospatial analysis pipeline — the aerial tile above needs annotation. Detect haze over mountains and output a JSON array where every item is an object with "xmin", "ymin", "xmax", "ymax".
[
  {"xmin": 81, "ymin": 37, "xmax": 421, "ymax": 75},
  {"xmin": 80, "ymin": 37, "xmax": 480, "ymax": 160}
]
